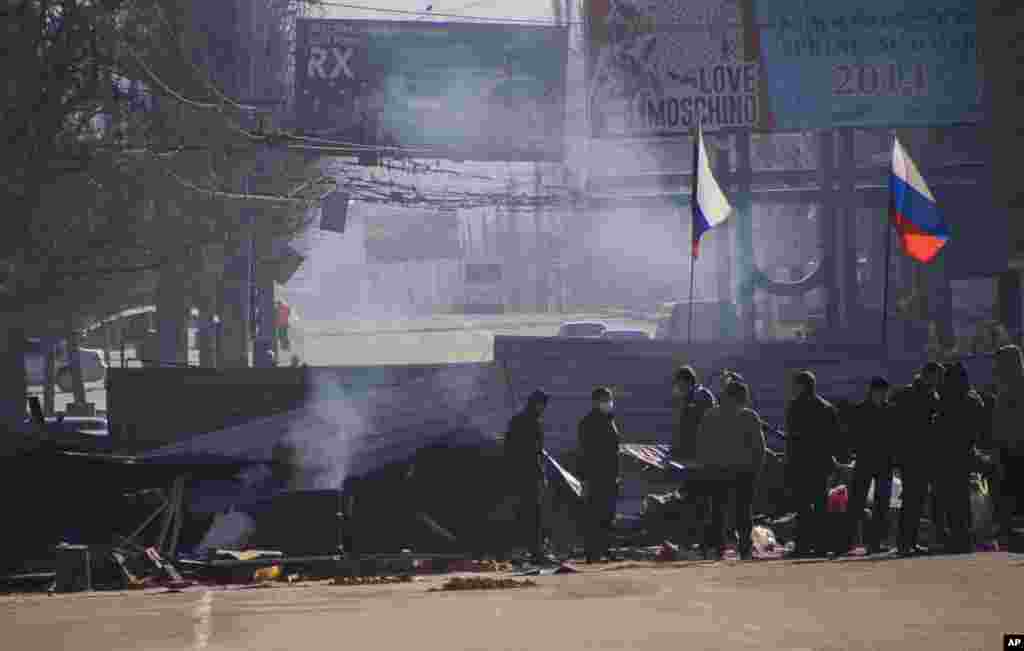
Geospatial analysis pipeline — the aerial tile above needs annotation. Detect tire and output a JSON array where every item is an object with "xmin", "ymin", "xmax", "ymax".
[{"xmin": 56, "ymin": 368, "xmax": 74, "ymax": 393}]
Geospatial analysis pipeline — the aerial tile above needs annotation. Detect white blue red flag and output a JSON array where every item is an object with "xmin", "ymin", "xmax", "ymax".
[
  {"xmin": 691, "ymin": 125, "xmax": 732, "ymax": 259},
  {"xmin": 890, "ymin": 138, "xmax": 949, "ymax": 263}
]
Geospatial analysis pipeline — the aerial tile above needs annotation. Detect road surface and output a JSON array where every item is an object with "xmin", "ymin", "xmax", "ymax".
[{"xmin": 3, "ymin": 554, "xmax": 1020, "ymax": 650}]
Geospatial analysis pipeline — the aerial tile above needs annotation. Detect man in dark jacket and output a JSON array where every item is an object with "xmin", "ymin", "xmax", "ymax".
[
  {"xmin": 785, "ymin": 369, "xmax": 842, "ymax": 557},
  {"xmin": 505, "ymin": 389, "xmax": 549, "ymax": 563},
  {"xmin": 672, "ymin": 365, "xmax": 717, "ymax": 461},
  {"xmin": 843, "ymin": 377, "xmax": 897, "ymax": 555},
  {"xmin": 934, "ymin": 362, "xmax": 985, "ymax": 553},
  {"xmin": 577, "ymin": 387, "xmax": 622, "ymax": 563},
  {"xmin": 891, "ymin": 362, "xmax": 943, "ymax": 556}
]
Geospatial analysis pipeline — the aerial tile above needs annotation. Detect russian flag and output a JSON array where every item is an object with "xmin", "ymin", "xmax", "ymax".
[
  {"xmin": 691, "ymin": 125, "xmax": 732, "ymax": 259},
  {"xmin": 890, "ymin": 138, "xmax": 949, "ymax": 263}
]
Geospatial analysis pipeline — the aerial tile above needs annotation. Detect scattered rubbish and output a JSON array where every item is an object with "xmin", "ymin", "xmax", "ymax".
[
  {"xmin": 447, "ymin": 559, "xmax": 513, "ymax": 573},
  {"xmin": 431, "ymin": 577, "xmax": 536, "ymax": 592},
  {"xmin": 332, "ymin": 575, "xmax": 414, "ymax": 586},
  {"xmin": 751, "ymin": 526, "xmax": 778, "ymax": 555},
  {"xmin": 513, "ymin": 564, "xmax": 576, "ymax": 576},
  {"xmin": 253, "ymin": 565, "xmax": 282, "ymax": 582},
  {"xmin": 655, "ymin": 541, "xmax": 679, "ymax": 562},
  {"xmin": 827, "ymin": 485, "xmax": 849, "ymax": 513}
]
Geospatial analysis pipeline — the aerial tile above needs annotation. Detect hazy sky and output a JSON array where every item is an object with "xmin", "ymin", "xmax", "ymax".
[{"xmin": 320, "ymin": 0, "xmax": 562, "ymax": 24}]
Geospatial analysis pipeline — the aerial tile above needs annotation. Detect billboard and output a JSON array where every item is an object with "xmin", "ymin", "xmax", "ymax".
[
  {"xmin": 585, "ymin": 0, "xmax": 980, "ymax": 136},
  {"xmin": 755, "ymin": 1, "xmax": 981, "ymax": 130},
  {"xmin": 295, "ymin": 19, "xmax": 568, "ymax": 161},
  {"xmin": 586, "ymin": 0, "xmax": 759, "ymax": 137},
  {"xmin": 363, "ymin": 205, "xmax": 462, "ymax": 264}
]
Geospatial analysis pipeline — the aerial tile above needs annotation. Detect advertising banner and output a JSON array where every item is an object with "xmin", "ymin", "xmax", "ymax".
[
  {"xmin": 585, "ymin": 0, "xmax": 981, "ymax": 136},
  {"xmin": 586, "ymin": 0, "xmax": 760, "ymax": 137},
  {"xmin": 363, "ymin": 205, "xmax": 462, "ymax": 263},
  {"xmin": 295, "ymin": 19, "xmax": 568, "ymax": 161},
  {"xmin": 755, "ymin": 1, "xmax": 981, "ymax": 130}
]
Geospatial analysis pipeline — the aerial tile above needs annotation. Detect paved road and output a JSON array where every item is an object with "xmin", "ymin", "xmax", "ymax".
[{"xmin": 4, "ymin": 554, "xmax": 1020, "ymax": 651}]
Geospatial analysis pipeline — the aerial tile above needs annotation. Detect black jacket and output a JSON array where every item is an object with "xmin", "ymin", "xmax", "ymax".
[
  {"xmin": 851, "ymin": 400, "xmax": 895, "ymax": 471},
  {"xmin": 936, "ymin": 388, "xmax": 986, "ymax": 466},
  {"xmin": 577, "ymin": 409, "xmax": 622, "ymax": 488},
  {"xmin": 505, "ymin": 409, "xmax": 545, "ymax": 486},
  {"xmin": 891, "ymin": 381, "xmax": 939, "ymax": 467},
  {"xmin": 785, "ymin": 392, "xmax": 841, "ymax": 475},
  {"xmin": 674, "ymin": 385, "xmax": 716, "ymax": 459}
]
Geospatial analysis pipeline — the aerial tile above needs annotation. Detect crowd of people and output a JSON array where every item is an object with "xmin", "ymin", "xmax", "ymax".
[{"xmin": 504, "ymin": 344, "xmax": 1024, "ymax": 563}]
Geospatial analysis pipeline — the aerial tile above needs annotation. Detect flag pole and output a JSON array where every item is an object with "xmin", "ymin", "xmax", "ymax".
[
  {"xmin": 688, "ymin": 248, "xmax": 697, "ymax": 346},
  {"xmin": 881, "ymin": 212, "xmax": 892, "ymax": 354},
  {"xmin": 881, "ymin": 135, "xmax": 895, "ymax": 355}
]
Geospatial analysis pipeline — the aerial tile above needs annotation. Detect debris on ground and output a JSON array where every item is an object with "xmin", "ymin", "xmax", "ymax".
[
  {"xmin": 431, "ymin": 577, "xmax": 536, "ymax": 592},
  {"xmin": 332, "ymin": 575, "xmax": 414, "ymax": 586},
  {"xmin": 252, "ymin": 565, "xmax": 281, "ymax": 582}
]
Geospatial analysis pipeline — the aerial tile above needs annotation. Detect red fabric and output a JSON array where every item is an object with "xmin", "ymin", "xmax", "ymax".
[
  {"xmin": 827, "ymin": 485, "xmax": 849, "ymax": 513},
  {"xmin": 275, "ymin": 302, "xmax": 290, "ymax": 327}
]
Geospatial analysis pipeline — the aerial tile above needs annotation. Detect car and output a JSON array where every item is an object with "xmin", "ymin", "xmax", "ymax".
[
  {"xmin": 601, "ymin": 329, "xmax": 651, "ymax": 340},
  {"xmin": 556, "ymin": 320, "xmax": 608, "ymax": 338},
  {"xmin": 24, "ymin": 339, "xmax": 107, "ymax": 392}
]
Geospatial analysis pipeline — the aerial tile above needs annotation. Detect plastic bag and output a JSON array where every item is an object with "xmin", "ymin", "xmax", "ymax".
[
  {"xmin": 866, "ymin": 477, "xmax": 903, "ymax": 509},
  {"xmin": 751, "ymin": 525, "xmax": 777, "ymax": 554},
  {"xmin": 827, "ymin": 485, "xmax": 849, "ymax": 513},
  {"xmin": 969, "ymin": 475, "xmax": 994, "ymax": 536},
  {"xmin": 196, "ymin": 509, "xmax": 256, "ymax": 557}
]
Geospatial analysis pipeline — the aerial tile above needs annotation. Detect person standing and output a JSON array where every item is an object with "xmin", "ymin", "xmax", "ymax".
[
  {"xmin": 577, "ymin": 387, "xmax": 623, "ymax": 563},
  {"xmin": 505, "ymin": 389, "xmax": 550, "ymax": 563},
  {"xmin": 891, "ymin": 362, "xmax": 943, "ymax": 556},
  {"xmin": 694, "ymin": 380, "xmax": 766, "ymax": 560},
  {"xmin": 274, "ymin": 300, "xmax": 291, "ymax": 352},
  {"xmin": 992, "ymin": 345, "xmax": 1024, "ymax": 544},
  {"xmin": 933, "ymin": 362, "xmax": 985, "ymax": 553},
  {"xmin": 785, "ymin": 370, "xmax": 842, "ymax": 557},
  {"xmin": 671, "ymin": 366, "xmax": 717, "ymax": 461},
  {"xmin": 843, "ymin": 377, "xmax": 897, "ymax": 555}
]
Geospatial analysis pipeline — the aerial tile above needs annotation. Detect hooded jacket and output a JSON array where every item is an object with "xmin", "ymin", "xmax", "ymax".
[
  {"xmin": 506, "ymin": 406, "xmax": 545, "ymax": 487},
  {"xmin": 577, "ymin": 409, "xmax": 622, "ymax": 488},
  {"xmin": 993, "ymin": 345, "xmax": 1024, "ymax": 449},
  {"xmin": 695, "ymin": 402, "xmax": 766, "ymax": 473},
  {"xmin": 674, "ymin": 384, "xmax": 716, "ymax": 460},
  {"xmin": 785, "ymin": 392, "xmax": 841, "ymax": 474},
  {"xmin": 936, "ymin": 366, "xmax": 985, "ymax": 464}
]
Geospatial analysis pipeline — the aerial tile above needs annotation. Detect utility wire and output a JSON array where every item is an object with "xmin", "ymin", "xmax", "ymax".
[{"xmin": 314, "ymin": 1, "xmax": 582, "ymax": 24}]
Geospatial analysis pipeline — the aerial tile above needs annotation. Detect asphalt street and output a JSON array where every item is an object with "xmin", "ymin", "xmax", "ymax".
[{"xmin": 4, "ymin": 554, "xmax": 1020, "ymax": 651}]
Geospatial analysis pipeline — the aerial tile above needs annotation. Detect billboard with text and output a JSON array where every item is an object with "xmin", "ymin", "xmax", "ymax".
[
  {"xmin": 295, "ymin": 19, "xmax": 568, "ymax": 161},
  {"xmin": 585, "ymin": 0, "xmax": 980, "ymax": 136}
]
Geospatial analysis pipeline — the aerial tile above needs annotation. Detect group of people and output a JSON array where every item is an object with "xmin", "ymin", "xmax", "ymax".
[{"xmin": 503, "ymin": 344, "xmax": 1024, "ymax": 563}]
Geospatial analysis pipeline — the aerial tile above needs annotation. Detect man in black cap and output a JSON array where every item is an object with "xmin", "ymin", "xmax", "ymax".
[
  {"xmin": 785, "ymin": 369, "xmax": 842, "ymax": 557},
  {"xmin": 892, "ymin": 361, "xmax": 944, "ymax": 555},
  {"xmin": 842, "ymin": 377, "xmax": 896, "ymax": 555},
  {"xmin": 505, "ymin": 389, "xmax": 550, "ymax": 563},
  {"xmin": 577, "ymin": 387, "xmax": 623, "ymax": 563}
]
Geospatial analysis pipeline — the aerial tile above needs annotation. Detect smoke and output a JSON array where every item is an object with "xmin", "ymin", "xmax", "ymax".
[{"xmin": 283, "ymin": 363, "xmax": 505, "ymax": 490}]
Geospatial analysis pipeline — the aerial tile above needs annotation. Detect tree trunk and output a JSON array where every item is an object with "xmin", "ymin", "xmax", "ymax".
[
  {"xmin": 67, "ymin": 320, "xmax": 87, "ymax": 407},
  {"xmin": 0, "ymin": 322, "xmax": 28, "ymax": 441},
  {"xmin": 43, "ymin": 339, "xmax": 56, "ymax": 416},
  {"xmin": 156, "ymin": 262, "xmax": 188, "ymax": 367}
]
